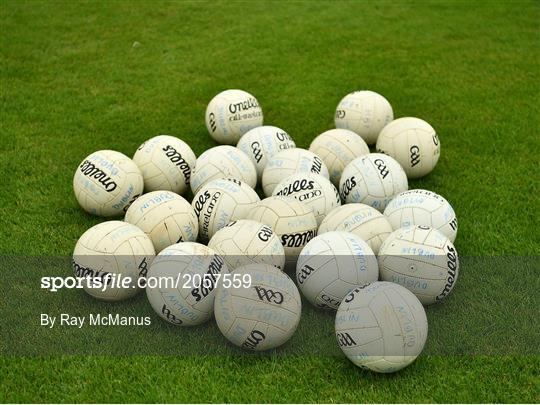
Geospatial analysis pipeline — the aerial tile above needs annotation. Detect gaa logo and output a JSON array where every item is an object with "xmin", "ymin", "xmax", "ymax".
[
  {"xmin": 257, "ymin": 226, "xmax": 273, "ymax": 242},
  {"xmin": 138, "ymin": 257, "xmax": 149, "ymax": 277},
  {"xmin": 336, "ymin": 332, "xmax": 357, "ymax": 347},
  {"xmin": 161, "ymin": 304, "xmax": 182, "ymax": 325},
  {"xmin": 410, "ymin": 145, "xmax": 420, "ymax": 167},
  {"xmin": 297, "ymin": 264, "xmax": 314, "ymax": 285},
  {"xmin": 242, "ymin": 329, "xmax": 265, "ymax": 350},
  {"xmin": 250, "ymin": 141, "xmax": 263, "ymax": 163},
  {"xmin": 254, "ymin": 286, "xmax": 284, "ymax": 304},
  {"xmin": 208, "ymin": 113, "xmax": 217, "ymax": 132},
  {"xmin": 335, "ymin": 109, "xmax": 346, "ymax": 119},
  {"xmin": 374, "ymin": 159, "xmax": 389, "ymax": 179},
  {"xmin": 311, "ymin": 156, "xmax": 323, "ymax": 174},
  {"xmin": 122, "ymin": 193, "xmax": 140, "ymax": 213}
]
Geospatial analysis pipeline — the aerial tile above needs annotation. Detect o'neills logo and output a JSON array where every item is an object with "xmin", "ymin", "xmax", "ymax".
[
  {"xmin": 79, "ymin": 160, "xmax": 117, "ymax": 192},
  {"xmin": 281, "ymin": 230, "xmax": 316, "ymax": 248},
  {"xmin": 276, "ymin": 179, "xmax": 315, "ymax": 196},
  {"xmin": 191, "ymin": 255, "xmax": 225, "ymax": 302},
  {"xmin": 436, "ymin": 245, "xmax": 458, "ymax": 301},
  {"xmin": 340, "ymin": 176, "xmax": 356, "ymax": 200},
  {"xmin": 73, "ymin": 260, "xmax": 112, "ymax": 286},
  {"xmin": 162, "ymin": 145, "xmax": 191, "ymax": 185},
  {"xmin": 228, "ymin": 98, "xmax": 259, "ymax": 114}
]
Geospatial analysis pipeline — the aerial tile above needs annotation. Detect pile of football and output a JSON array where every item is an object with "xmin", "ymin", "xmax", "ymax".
[{"xmin": 72, "ymin": 89, "xmax": 458, "ymax": 373}]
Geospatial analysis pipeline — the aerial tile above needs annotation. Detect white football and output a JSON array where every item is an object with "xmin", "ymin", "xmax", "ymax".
[
  {"xmin": 376, "ymin": 117, "xmax": 440, "ymax": 178},
  {"xmin": 192, "ymin": 178, "xmax": 260, "ymax": 242},
  {"xmin": 335, "ymin": 90, "xmax": 393, "ymax": 144},
  {"xmin": 214, "ymin": 263, "xmax": 301, "ymax": 351},
  {"xmin": 124, "ymin": 190, "xmax": 198, "ymax": 253},
  {"xmin": 190, "ymin": 145, "xmax": 257, "ymax": 194},
  {"xmin": 205, "ymin": 89, "xmax": 263, "ymax": 145},
  {"xmin": 262, "ymin": 148, "xmax": 329, "ymax": 196},
  {"xmin": 309, "ymin": 128, "xmax": 370, "ymax": 185},
  {"xmin": 384, "ymin": 189, "xmax": 458, "ymax": 242},
  {"xmin": 208, "ymin": 219, "xmax": 285, "ymax": 271},
  {"xmin": 72, "ymin": 221, "xmax": 155, "ymax": 301},
  {"xmin": 272, "ymin": 173, "xmax": 341, "ymax": 226},
  {"xmin": 73, "ymin": 150, "xmax": 143, "ymax": 217},
  {"xmin": 146, "ymin": 242, "xmax": 228, "ymax": 326},
  {"xmin": 318, "ymin": 204, "xmax": 393, "ymax": 254},
  {"xmin": 339, "ymin": 153, "xmax": 408, "ymax": 212},
  {"xmin": 378, "ymin": 226, "xmax": 459, "ymax": 305},
  {"xmin": 335, "ymin": 281, "xmax": 428, "ymax": 373},
  {"xmin": 296, "ymin": 231, "xmax": 378, "ymax": 310},
  {"xmin": 236, "ymin": 125, "xmax": 296, "ymax": 180},
  {"xmin": 132, "ymin": 135, "xmax": 196, "ymax": 195},
  {"xmin": 247, "ymin": 196, "xmax": 318, "ymax": 259}
]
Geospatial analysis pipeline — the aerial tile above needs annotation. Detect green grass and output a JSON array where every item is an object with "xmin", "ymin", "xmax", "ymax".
[{"xmin": 1, "ymin": 0, "xmax": 539, "ymax": 403}]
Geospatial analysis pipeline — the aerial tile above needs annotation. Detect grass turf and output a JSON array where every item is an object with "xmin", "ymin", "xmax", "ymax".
[{"xmin": 1, "ymin": 0, "xmax": 539, "ymax": 403}]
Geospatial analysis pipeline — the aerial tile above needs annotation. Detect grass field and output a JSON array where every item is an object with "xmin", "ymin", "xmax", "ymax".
[{"xmin": 1, "ymin": 0, "xmax": 539, "ymax": 403}]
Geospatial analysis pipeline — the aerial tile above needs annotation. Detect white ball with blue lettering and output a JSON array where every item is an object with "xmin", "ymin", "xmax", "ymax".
[
  {"xmin": 146, "ymin": 242, "xmax": 229, "ymax": 326},
  {"xmin": 208, "ymin": 219, "xmax": 285, "ymax": 271},
  {"xmin": 335, "ymin": 281, "xmax": 428, "ymax": 373},
  {"xmin": 190, "ymin": 146, "xmax": 257, "ymax": 194},
  {"xmin": 73, "ymin": 221, "xmax": 155, "ymax": 301},
  {"xmin": 132, "ymin": 135, "xmax": 196, "ymax": 195},
  {"xmin": 378, "ymin": 226, "xmax": 459, "ymax": 305},
  {"xmin": 73, "ymin": 150, "xmax": 144, "ymax": 217},
  {"xmin": 296, "ymin": 231, "xmax": 378, "ymax": 310},
  {"xmin": 237, "ymin": 125, "xmax": 296, "ymax": 180},
  {"xmin": 318, "ymin": 204, "xmax": 393, "ymax": 254},
  {"xmin": 309, "ymin": 128, "xmax": 370, "ymax": 185},
  {"xmin": 383, "ymin": 189, "xmax": 458, "ymax": 243},
  {"xmin": 192, "ymin": 178, "xmax": 260, "ymax": 243},
  {"xmin": 335, "ymin": 90, "xmax": 393, "ymax": 144},
  {"xmin": 376, "ymin": 117, "xmax": 440, "ymax": 179},
  {"xmin": 262, "ymin": 148, "xmax": 330, "ymax": 197},
  {"xmin": 339, "ymin": 153, "xmax": 408, "ymax": 212},
  {"xmin": 205, "ymin": 89, "xmax": 263, "ymax": 145},
  {"xmin": 125, "ymin": 190, "xmax": 198, "ymax": 253},
  {"xmin": 272, "ymin": 173, "xmax": 341, "ymax": 226},
  {"xmin": 214, "ymin": 263, "xmax": 301, "ymax": 351},
  {"xmin": 247, "ymin": 196, "xmax": 318, "ymax": 259}
]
